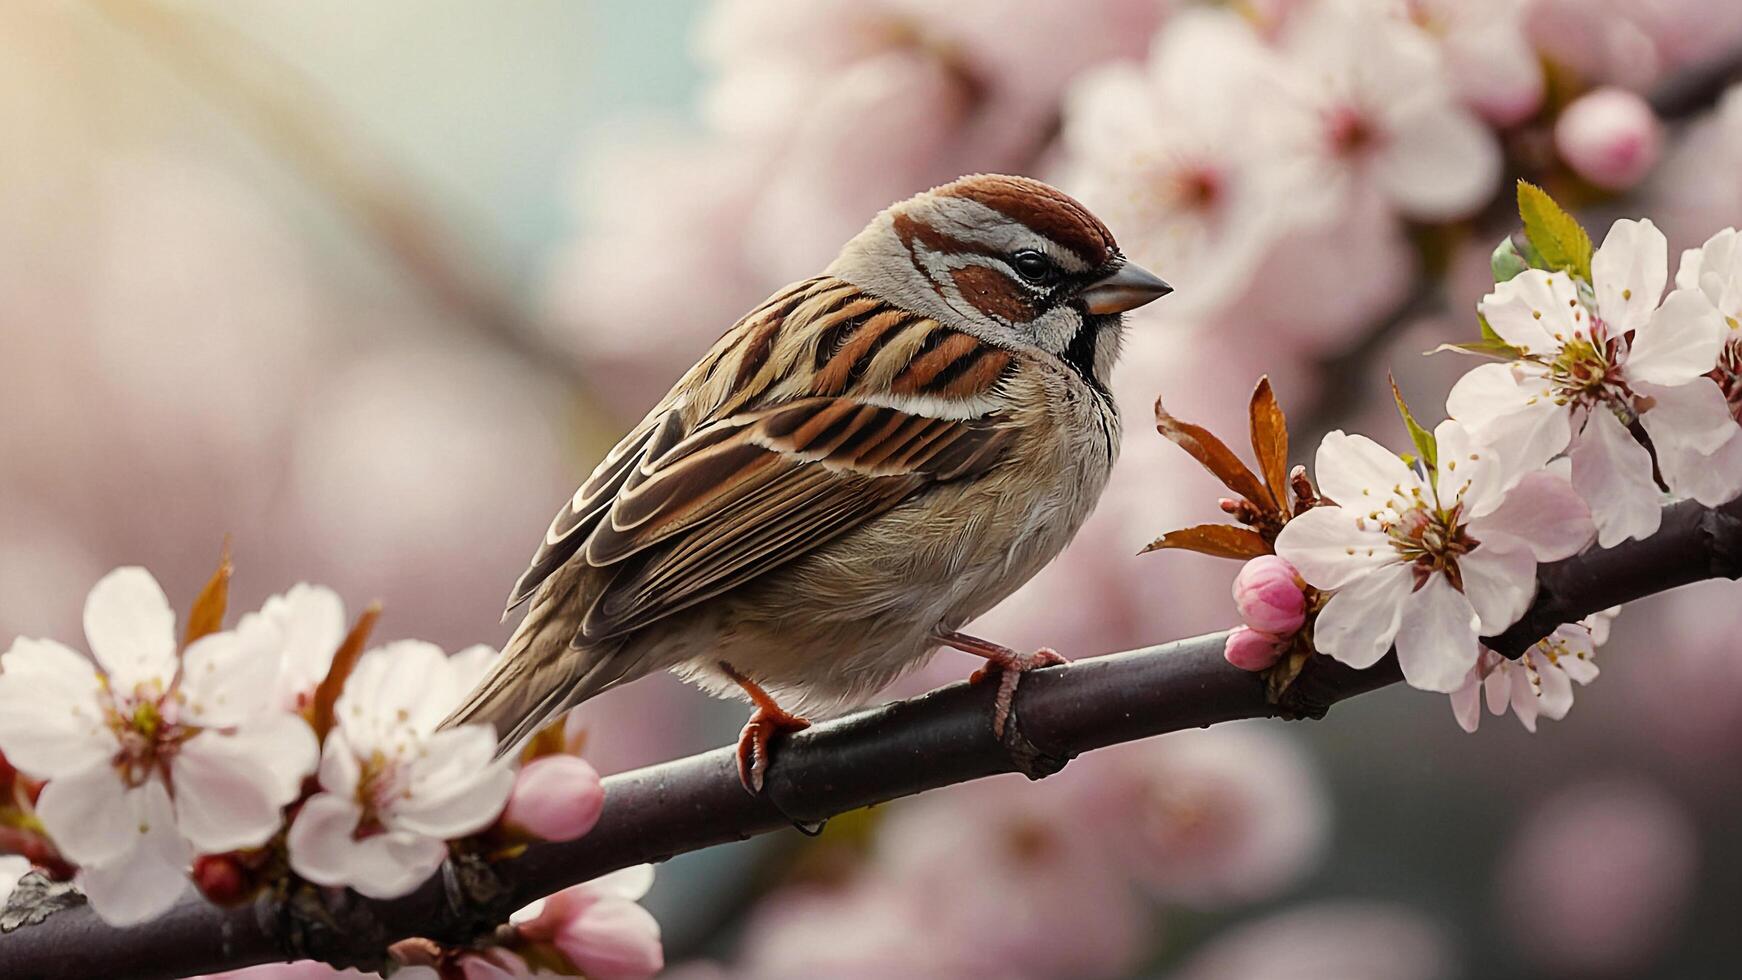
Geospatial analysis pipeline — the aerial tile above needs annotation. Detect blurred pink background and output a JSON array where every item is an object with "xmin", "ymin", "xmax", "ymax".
[{"xmin": 6, "ymin": 1, "xmax": 1742, "ymax": 976}]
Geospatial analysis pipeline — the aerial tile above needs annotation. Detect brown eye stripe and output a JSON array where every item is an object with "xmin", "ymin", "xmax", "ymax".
[
  {"xmin": 892, "ymin": 330, "xmax": 983, "ymax": 394},
  {"xmin": 813, "ymin": 308, "xmax": 918, "ymax": 394}
]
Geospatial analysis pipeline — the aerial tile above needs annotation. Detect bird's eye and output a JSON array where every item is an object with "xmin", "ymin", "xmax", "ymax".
[{"xmin": 1010, "ymin": 249, "xmax": 1055, "ymax": 284}]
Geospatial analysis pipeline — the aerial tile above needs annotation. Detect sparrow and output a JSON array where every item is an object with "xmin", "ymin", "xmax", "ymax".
[{"xmin": 443, "ymin": 174, "xmax": 1170, "ymax": 793}]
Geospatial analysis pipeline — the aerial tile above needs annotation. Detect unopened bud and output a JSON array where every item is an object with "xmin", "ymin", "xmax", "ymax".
[{"xmin": 1556, "ymin": 88, "xmax": 1662, "ymax": 191}]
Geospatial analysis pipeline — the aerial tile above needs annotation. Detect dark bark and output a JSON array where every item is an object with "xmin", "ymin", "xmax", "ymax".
[{"xmin": 4, "ymin": 497, "xmax": 1741, "ymax": 980}]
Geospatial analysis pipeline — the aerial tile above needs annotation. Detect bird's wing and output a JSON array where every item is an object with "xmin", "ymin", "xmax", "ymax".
[{"xmin": 504, "ymin": 275, "xmax": 1022, "ymax": 643}]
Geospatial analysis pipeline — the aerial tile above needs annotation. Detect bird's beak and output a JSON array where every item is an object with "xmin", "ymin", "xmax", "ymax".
[{"xmin": 1080, "ymin": 261, "xmax": 1173, "ymax": 315}]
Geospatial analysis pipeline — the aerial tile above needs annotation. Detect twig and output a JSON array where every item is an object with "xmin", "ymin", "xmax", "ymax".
[{"xmin": 4, "ymin": 495, "xmax": 1742, "ymax": 980}]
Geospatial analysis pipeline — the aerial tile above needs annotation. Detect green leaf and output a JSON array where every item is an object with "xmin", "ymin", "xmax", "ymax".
[
  {"xmin": 1516, "ymin": 181, "xmax": 1593, "ymax": 282},
  {"xmin": 1390, "ymin": 376, "xmax": 1438, "ymax": 471},
  {"xmin": 1491, "ymin": 237, "xmax": 1529, "ymax": 283}
]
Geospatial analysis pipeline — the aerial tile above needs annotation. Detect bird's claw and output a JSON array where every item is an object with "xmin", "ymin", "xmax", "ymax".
[
  {"xmin": 735, "ymin": 706, "xmax": 810, "ymax": 795},
  {"xmin": 967, "ymin": 645, "xmax": 1068, "ymax": 739}
]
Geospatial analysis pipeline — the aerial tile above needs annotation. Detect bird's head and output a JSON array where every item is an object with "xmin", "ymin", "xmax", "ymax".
[{"xmin": 828, "ymin": 173, "xmax": 1171, "ymax": 393}]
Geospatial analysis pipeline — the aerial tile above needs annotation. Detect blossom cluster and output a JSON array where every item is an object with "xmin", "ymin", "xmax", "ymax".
[
  {"xmin": 1152, "ymin": 184, "xmax": 1742, "ymax": 736},
  {"xmin": 0, "ymin": 562, "xmax": 660, "ymax": 978}
]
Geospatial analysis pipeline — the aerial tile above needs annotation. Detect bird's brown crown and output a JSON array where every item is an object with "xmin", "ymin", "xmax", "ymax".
[{"xmin": 932, "ymin": 173, "xmax": 1118, "ymax": 266}]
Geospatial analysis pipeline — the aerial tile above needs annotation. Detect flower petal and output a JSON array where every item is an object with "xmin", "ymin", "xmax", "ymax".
[
  {"xmin": 0, "ymin": 638, "xmax": 112, "ymax": 778},
  {"xmin": 170, "ymin": 732, "xmax": 289, "ymax": 854},
  {"xmin": 1450, "ymin": 671, "xmax": 1482, "ymax": 733},
  {"xmin": 83, "ymin": 567, "xmax": 178, "ymax": 692},
  {"xmin": 76, "ymin": 780, "xmax": 190, "ymax": 926},
  {"xmin": 1532, "ymin": 651, "xmax": 1576, "ymax": 721},
  {"xmin": 1445, "ymin": 363, "xmax": 1570, "ymax": 473},
  {"xmin": 1374, "ymin": 102, "xmax": 1501, "ymax": 220},
  {"xmin": 253, "ymin": 583, "xmax": 346, "ymax": 711},
  {"xmin": 1626, "ymin": 289, "xmax": 1725, "ymax": 385},
  {"xmin": 1636, "ymin": 378, "xmax": 1738, "ymax": 456},
  {"xmin": 1508, "ymin": 664, "xmax": 1540, "ymax": 732},
  {"xmin": 1469, "ymin": 470, "xmax": 1594, "ymax": 562},
  {"xmin": 1394, "ymin": 575, "xmax": 1480, "ymax": 693},
  {"xmin": 556, "ymin": 896, "xmax": 666, "ymax": 980},
  {"xmin": 286, "ymin": 793, "xmax": 366, "ymax": 886},
  {"xmin": 1570, "ymin": 408, "xmax": 1663, "ymax": 546},
  {"xmin": 179, "ymin": 617, "xmax": 281, "ymax": 729},
  {"xmin": 1593, "ymin": 218, "xmax": 1668, "ymax": 335},
  {"xmin": 346, "ymin": 833, "xmax": 450, "ymax": 900},
  {"xmin": 1311, "ymin": 430, "xmax": 1416, "ymax": 511},
  {"xmin": 392, "ymin": 727, "xmax": 515, "ymax": 839},
  {"xmin": 1476, "ymin": 270, "xmax": 1582, "ymax": 354},
  {"xmin": 34, "ymin": 764, "xmax": 136, "ymax": 867},
  {"xmin": 1311, "ymin": 564, "xmax": 1413, "ymax": 669},
  {"xmin": 219, "ymin": 714, "xmax": 320, "ymax": 805},
  {"xmin": 1653, "ymin": 421, "xmax": 1742, "ymax": 507},
  {"xmin": 1273, "ymin": 507, "xmax": 1392, "ymax": 591},
  {"xmin": 1459, "ymin": 545, "xmax": 1538, "ymax": 634},
  {"xmin": 317, "ymin": 727, "xmax": 363, "ymax": 796}
]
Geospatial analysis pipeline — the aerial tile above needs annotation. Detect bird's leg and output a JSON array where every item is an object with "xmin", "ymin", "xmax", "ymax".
[
  {"xmin": 719, "ymin": 660, "xmax": 810, "ymax": 795},
  {"xmin": 939, "ymin": 631, "xmax": 1068, "ymax": 739}
]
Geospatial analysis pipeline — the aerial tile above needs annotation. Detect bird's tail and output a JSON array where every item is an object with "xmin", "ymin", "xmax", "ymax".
[{"xmin": 439, "ymin": 604, "xmax": 630, "ymax": 757}]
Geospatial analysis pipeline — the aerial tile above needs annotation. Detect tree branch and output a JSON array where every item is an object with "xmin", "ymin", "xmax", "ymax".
[{"xmin": 4, "ymin": 495, "xmax": 1741, "ymax": 979}]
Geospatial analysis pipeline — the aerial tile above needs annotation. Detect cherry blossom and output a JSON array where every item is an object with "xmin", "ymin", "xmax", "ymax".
[
  {"xmin": 1174, "ymin": 901, "xmax": 1454, "ymax": 980},
  {"xmin": 501, "ymin": 754, "xmax": 605, "ymax": 843},
  {"xmin": 286, "ymin": 642, "xmax": 513, "ymax": 900},
  {"xmin": 244, "ymin": 583, "xmax": 345, "ymax": 713},
  {"xmin": 512, "ymin": 865, "xmax": 664, "ymax": 980},
  {"xmin": 1232, "ymin": 555, "xmax": 1307, "ymax": 635},
  {"xmin": 1449, "ymin": 610, "xmax": 1615, "ymax": 733},
  {"xmin": 1448, "ymin": 219, "xmax": 1739, "ymax": 545},
  {"xmin": 1388, "ymin": 0, "xmax": 1543, "ymax": 126},
  {"xmin": 1059, "ymin": 8, "xmax": 1292, "ymax": 318},
  {"xmin": 1275, "ymin": 423, "xmax": 1593, "ymax": 692},
  {"xmin": 0, "ymin": 568, "xmax": 318, "ymax": 924},
  {"xmin": 1272, "ymin": 0, "xmax": 1501, "ymax": 222},
  {"xmin": 1224, "ymin": 626, "xmax": 1288, "ymax": 672},
  {"xmin": 1556, "ymin": 88, "xmax": 1663, "ymax": 191}
]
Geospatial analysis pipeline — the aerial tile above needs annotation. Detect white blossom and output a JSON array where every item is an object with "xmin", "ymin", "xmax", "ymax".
[
  {"xmin": 1448, "ymin": 219, "xmax": 1738, "ymax": 545},
  {"xmin": 1276, "ymin": 424, "xmax": 1593, "ymax": 692},
  {"xmin": 245, "ymin": 583, "xmax": 346, "ymax": 714},
  {"xmin": 1450, "ymin": 610, "xmax": 1615, "ymax": 733},
  {"xmin": 0, "ymin": 568, "xmax": 318, "ymax": 924},
  {"xmin": 286, "ymin": 642, "xmax": 513, "ymax": 900}
]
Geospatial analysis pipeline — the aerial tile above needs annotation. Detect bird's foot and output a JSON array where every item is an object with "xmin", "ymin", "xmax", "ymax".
[
  {"xmin": 736, "ymin": 704, "xmax": 810, "ymax": 795},
  {"xmin": 719, "ymin": 660, "xmax": 810, "ymax": 795},
  {"xmin": 941, "ymin": 631, "xmax": 1069, "ymax": 739}
]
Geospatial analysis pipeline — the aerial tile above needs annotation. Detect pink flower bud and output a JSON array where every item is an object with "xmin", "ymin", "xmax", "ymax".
[
  {"xmin": 552, "ymin": 897, "xmax": 664, "ymax": 980},
  {"xmin": 1232, "ymin": 555, "xmax": 1306, "ymax": 636},
  {"xmin": 1225, "ymin": 627, "xmax": 1286, "ymax": 672},
  {"xmin": 503, "ymin": 755, "xmax": 605, "ymax": 843},
  {"xmin": 1555, "ymin": 88, "xmax": 1662, "ymax": 191}
]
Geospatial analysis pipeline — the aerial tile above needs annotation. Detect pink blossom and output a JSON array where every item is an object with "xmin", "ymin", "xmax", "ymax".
[
  {"xmin": 1224, "ymin": 627, "xmax": 1286, "ymax": 672},
  {"xmin": 1498, "ymin": 779, "xmax": 1698, "ymax": 976},
  {"xmin": 1448, "ymin": 610, "xmax": 1613, "ymax": 733},
  {"xmin": 1556, "ymin": 88, "xmax": 1663, "ymax": 191},
  {"xmin": 513, "ymin": 866, "xmax": 663, "ymax": 980},
  {"xmin": 872, "ymin": 775, "xmax": 1144, "ymax": 978},
  {"xmin": 1232, "ymin": 555, "xmax": 1306, "ymax": 635},
  {"xmin": 501, "ymin": 755, "xmax": 605, "ymax": 843},
  {"xmin": 1173, "ymin": 902, "xmax": 1455, "ymax": 980},
  {"xmin": 1391, "ymin": 0, "xmax": 1544, "ymax": 125},
  {"xmin": 735, "ymin": 879, "xmax": 980, "ymax": 980},
  {"xmin": 1078, "ymin": 724, "xmax": 1328, "ymax": 907}
]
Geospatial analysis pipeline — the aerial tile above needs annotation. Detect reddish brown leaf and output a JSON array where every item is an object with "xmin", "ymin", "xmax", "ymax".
[
  {"xmin": 1248, "ymin": 377, "xmax": 1290, "ymax": 512},
  {"xmin": 306, "ymin": 603, "xmax": 381, "ymax": 740},
  {"xmin": 182, "ymin": 539, "xmax": 233, "ymax": 649},
  {"xmin": 1155, "ymin": 396, "xmax": 1275, "ymax": 509},
  {"xmin": 1140, "ymin": 523, "xmax": 1272, "ymax": 560}
]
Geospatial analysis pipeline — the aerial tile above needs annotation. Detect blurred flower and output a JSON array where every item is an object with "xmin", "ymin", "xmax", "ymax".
[
  {"xmin": 0, "ymin": 567, "xmax": 317, "ymax": 924},
  {"xmin": 243, "ymin": 584, "xmax": 346, "ymax": 714},
  {"xmin": 871, "ymin": 774, "xmax": 1144, "ymax": 979},
  {"xmin": 512, "ymin": 866, "xmax": 664, "ymax": 980},
  {"xmin": 1449, "ymin": 609, "xmax": 1614, "ymax": 733},
  {"xmin": 1652, "ymin": 84, "xmax": 1742, "ymax": 242},
  {"xmin": 1528, "ymin": 0, "xmax": 1742, "ymax": 92},
  {"xmin": 735, "ymin": 878, "xmax": 981, "ymax": 980},
  {"xmin": 1172, "ymin": 901, "xmax": 1455, "ymax": 980},
  {"xmin": 502, "ymin": 754, "xmax": 605, "ymax": 843},
  {"xmin": 1498, "ymin": 778, "xmax": 1697, "ymax": 977},
  {"xmin": 1233, "ymin": 555, "xmax": 1307, "ymax": 635},
  {"xmin": 1449, "ymin": 222, "xmax": 1740, "ymax": 543},
  {"xmin": 1059, "ymin": 8, "xmax": 1292, "ymax": 319},
  {"xmin": 1084, "ymin": 723, "xmax": 1328, "ymax": 907},
  {"xmin": 1224, "ymin": 626, "xmax": 1287, "ymax": 671},
  {"xmin": 1556, "ymin": 88, "xmax": 1663, "ymax": 191},
  {"xmin": 287, "ymin": 642, "xmax": 513, "ymax": 899},
  {"xmin": 1274, "ymin": 0, "xmax": 1501, "ymax": 222},
  {"xmin": 1277, "ymin": 423, "xmax": 1591, "ymax": 692},
  {"xmin": 1391, "ymin": 0, "xmax": 1544, "ymax": 125}
]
